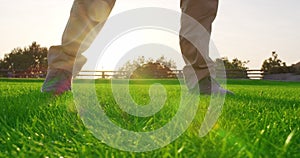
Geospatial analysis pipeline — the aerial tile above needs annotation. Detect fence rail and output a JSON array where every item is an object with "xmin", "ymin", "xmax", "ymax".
[
  {"xmin": 245, "ymin": 69, "xmax": 265, "ymax": 80},
  {"xmin": 0, "ymin": 69, "xmax": 46, "ymax": 78},
  {"xmin": 78, "ymin": 69, "xmax": 265, "ymax": 80},
  {"xmin": 0, "ymin": 69, "xmax": 265, "ymax": 80}
]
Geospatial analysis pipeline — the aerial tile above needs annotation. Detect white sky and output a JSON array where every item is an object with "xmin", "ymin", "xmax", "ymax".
[{"xmin": 0, "ymin": 0, "xmax": 299, "ymax": 69}]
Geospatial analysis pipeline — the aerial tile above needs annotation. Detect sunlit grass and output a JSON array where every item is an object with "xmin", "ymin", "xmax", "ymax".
[{"xmin": 0, "ymin": 78, "xmax": 299, "ymax": 157}]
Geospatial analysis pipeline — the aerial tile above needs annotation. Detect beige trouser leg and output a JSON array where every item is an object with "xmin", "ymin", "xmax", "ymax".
[
  {"xmin": 180, "ymin": 0, "xmax": 219, "ymax": 89},
  {"xmin": 47, "ymin": 0, "xmax": 115, "ymax": 75}
]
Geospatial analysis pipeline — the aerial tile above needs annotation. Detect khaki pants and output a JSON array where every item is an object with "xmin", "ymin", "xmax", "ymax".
[{"xmin": 47, "ymin": 0, "xmax": 218, "ymax": 89}]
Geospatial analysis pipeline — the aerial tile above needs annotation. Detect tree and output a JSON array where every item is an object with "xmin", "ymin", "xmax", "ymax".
[
  {"xmin": 0, "ymin": 42, "xmax": 48, "ymax": 77},
  {"xmin": 0, "ymin": 58, "xmax": 6, "ymax": 77},
  {"xmin": 215, "ymin": 57, "xmax": 249, "ymax": 79},
  {"xmin": 130, "ymin": 62, "xmax": 175, "ymax": 79},
  {"xmin": 118, "ymin": 56, "xmax": 177, "ymax": 79},
  {"xmin": 261, "ymin": 51, "xmax": 291, "ymax": 74},
  {"xmin": 216, "ymin": 57, "xmax": 249, "ymax": 70},
  {"xmin": 292, "ymin": 62, "xmax": 300, "ymax": 74}
]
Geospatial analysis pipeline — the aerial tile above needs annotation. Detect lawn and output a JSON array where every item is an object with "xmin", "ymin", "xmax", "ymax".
[{"xmin": 0, "ymin": 78, "xmax": 299, "ymax": 157}]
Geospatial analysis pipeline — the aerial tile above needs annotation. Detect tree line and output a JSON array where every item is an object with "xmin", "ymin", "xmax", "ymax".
[{"xmin": 0, "ymin": 42, "xmax": 299, "ymax": 78}]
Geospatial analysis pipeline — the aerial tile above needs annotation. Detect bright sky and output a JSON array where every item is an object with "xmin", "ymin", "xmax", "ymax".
[{"xmin": 0, "ymin": 0, "xmax": 299, "ymax": 69}]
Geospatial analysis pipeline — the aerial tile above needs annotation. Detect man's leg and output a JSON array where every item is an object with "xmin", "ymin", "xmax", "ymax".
[
  {"xmin": 180, "ymin": 0, "xmax": 232, "ymax": 94},
  {"xmin": 180, "ymin": 0, "xmax": 218, "ymax": 90},
  {"xmin": 42, "ymin": 0, "xmax": 116, "ymax": 94}
]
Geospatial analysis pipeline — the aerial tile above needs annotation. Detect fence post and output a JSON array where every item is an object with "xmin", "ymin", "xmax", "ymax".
[{"xmin": 102, "ymin": 71, "xmax": 105, "ymax": 79}]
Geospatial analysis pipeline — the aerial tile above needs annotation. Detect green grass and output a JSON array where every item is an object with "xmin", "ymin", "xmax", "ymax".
[{"xmin": 0, "ymin": 78, "xmax": 299, "ymax": 157}]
